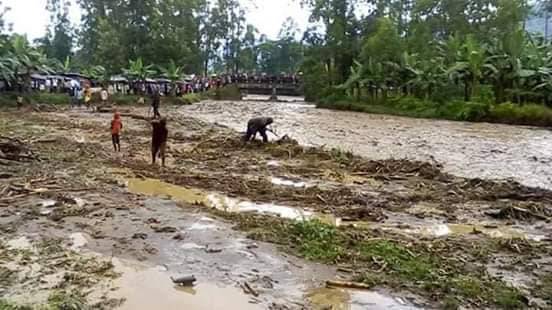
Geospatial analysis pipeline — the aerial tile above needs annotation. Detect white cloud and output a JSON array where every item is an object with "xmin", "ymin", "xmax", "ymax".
[{"xmin": 2, "ymin": 0, "xmax": 310, "ymax": 40}]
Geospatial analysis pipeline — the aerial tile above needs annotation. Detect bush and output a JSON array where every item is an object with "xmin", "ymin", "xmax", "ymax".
[
  {"xmin": 204, "ymin": 85, "xmax": 242, "ymax": 100},
  {"xmin": 318, "ymin": 93, "xmax": 552, "ymax": 127},
  {"xmin": 490, "ymin": 102, "xmax": 552, "ymax": 126},
  {"xmin": 28, "ymin": 92, "xmax": 71, "ymax": 105},
  {"xmin": 180, "ymin": 93, "xmax": 202, "ymax": 104},
  {"xmin": 450, "ymin": 101, "xmax": 490, "ymax": 121},
  {"xmin": 111, "ymin": 93, "xmax": 143, "ymax": 105}
]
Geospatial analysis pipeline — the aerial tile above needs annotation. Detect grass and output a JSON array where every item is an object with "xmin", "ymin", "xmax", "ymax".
[
  {"xmin": 289, "ymin": 220, "xmax": 344, "ymax": 262},
  {"xmin": 224, "ymin": 212, "xmax": 530, "ymax": 309},
  {"xmin": 534, "ymin": 274, "xmax": 552, "ymax": 303},
  {"xmin": 317, "ymin": 96, "xmax": 552, "ymax": 127}
]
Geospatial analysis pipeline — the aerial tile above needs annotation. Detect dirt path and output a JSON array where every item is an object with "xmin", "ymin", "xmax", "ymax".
[
  {"xmin": 182, "ymin": 100, "xmax": 552, "ymax": 189},
  {"xmin": 0, "ymin": 106, "xmax": 551, "ymax": 309}
]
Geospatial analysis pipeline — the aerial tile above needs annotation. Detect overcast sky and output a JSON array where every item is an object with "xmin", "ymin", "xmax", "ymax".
[{"xmin": 3, "ymin": 0, "xmax": 311, "ymax": 40}]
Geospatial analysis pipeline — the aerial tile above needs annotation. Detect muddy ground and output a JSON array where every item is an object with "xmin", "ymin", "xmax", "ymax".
[
  {"xmin": 183, "ymin": 100, "xmax": 552, "ymax": 189},
  {"xmin": 0, "ymin": 105, "xmax": 551, "ymax": 309}
]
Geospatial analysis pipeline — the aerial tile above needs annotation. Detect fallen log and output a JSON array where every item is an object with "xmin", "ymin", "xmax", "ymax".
[{"xmin": 326, "ymin": 280, "xmax": 374, "ymax": 290}]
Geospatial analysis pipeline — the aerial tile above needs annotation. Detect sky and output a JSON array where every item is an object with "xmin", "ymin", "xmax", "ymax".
[{"xmin": 2, "ymin": 0, "xmax": 311, "ymax": 41}]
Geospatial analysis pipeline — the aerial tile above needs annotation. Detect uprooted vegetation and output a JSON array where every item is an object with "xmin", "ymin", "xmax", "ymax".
[
  {"xmin": 222, "ymin": 213, "xmax": 547, "ymax": 309},
  {"xmin": 0, "ymin": 107, "xmax": 551, "ymax": 309}
]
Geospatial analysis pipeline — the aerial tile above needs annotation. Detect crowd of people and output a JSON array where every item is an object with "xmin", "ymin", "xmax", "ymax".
[{"xmin": 124, "ymin": 73, "xmax": 302, "ymax": 97}]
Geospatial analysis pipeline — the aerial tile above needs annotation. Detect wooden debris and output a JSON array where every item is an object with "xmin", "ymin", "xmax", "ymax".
[
  {"xmin": 326, "ymin": 280, "xmax": 374, "ymax": 290},
  {"xmin": 242, "ymin": 281, "xmax": 259, "ymax": 297}
]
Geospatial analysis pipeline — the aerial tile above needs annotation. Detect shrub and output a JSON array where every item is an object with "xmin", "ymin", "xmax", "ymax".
[
  {"xmin": 491, "ymin": 102, "xmax": 552, "ymax": 126},
  {"xmin": 452, "ymin": 101, "xmax": 490, "ymax": 121},
  {"xmin": 111, "ymin": 93, "xmax": 143, "ymax": 105},
  {"xmin": 204, "ymin": 85, "xmax": 242, "ymax": 100},
  {"xmin": 290, "ymin": 220, "xmax": 343, "ymax": 262}
]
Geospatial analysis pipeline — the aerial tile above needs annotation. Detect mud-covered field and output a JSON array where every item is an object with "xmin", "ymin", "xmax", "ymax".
[{"xmin": 0, "ymin": 105, "xmax": 551, "ymax": 309}]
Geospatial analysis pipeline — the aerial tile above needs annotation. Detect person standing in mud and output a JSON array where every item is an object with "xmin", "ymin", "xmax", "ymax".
[
  {"xmin": 151, "ymin": 117, "xmax": 168, "ymax": 167},
  {"xmin": 151, "ymin": 88, "xmax": 161, "ymax": 118},
  {"xmin": 111, "ymin": 112, "xmax": 123, "ymax": 152},
  {"xmin": 243, "ymin": 117, "xmax": 274, "ymax": 143}
]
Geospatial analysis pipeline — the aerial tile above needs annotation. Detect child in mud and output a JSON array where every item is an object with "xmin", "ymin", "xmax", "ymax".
[
  {"xmin": 151, "ymin": 117, "xmax": 168, "ymax": 167},
  {"xmin": 111, "ymin": 112, "xmax": 123, "ymax": 152}
]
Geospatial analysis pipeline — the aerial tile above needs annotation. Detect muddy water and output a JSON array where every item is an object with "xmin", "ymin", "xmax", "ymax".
[
  {"xmin": 182, "ymin": 100, "xmax": 552, "ymax": 189},
  {"xmin": 111, "ymin": 259, "xmax": 261, "ymax": 310},
  {"xmin": 308, "ymin": 287, "xmax": 417, "ymax": 310},
  {"xmin": 126, "ymin": 178, "xmax": 314, "ymax": 220},
  {"xmin": 125, "ymin": 178, "xmax": 544, "ymax": 241}
]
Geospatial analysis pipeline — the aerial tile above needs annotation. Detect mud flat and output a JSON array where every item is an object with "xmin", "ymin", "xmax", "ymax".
[{"xmin": 0, "ymin": 106, "xmax": 551, "ymax": 309}]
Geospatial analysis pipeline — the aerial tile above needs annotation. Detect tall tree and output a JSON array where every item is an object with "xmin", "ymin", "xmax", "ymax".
[{"xmin": 38, "ymin": 0, "xmax": 74, "ymax": 62}]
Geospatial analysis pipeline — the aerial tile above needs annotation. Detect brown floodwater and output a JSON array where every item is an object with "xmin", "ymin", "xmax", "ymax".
[{"xmin": 181, "ymin": 100, "xmax": 552, "ymax": 189}]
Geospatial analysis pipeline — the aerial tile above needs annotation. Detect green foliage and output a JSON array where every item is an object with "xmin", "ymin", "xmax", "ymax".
[
  {"xmin": 123, "ymin": 58, "xmax": 156, "ymax": 82},
  {"xmin": 491, "ymin": 102, "xmax": 552, "ymax": 126},
  {"xmin": 289, "ymin": 220, "xmax": 343, "ymax": 262},
  {"xmin": 204, "ymin": 85, "xmax": 242, "ymax": 101},
  {"xmin": 0, "ymin": 300, "xmax": 32, "ymax": 310},
  {"xmin": 28, "ymin": 92, "xmax": 71, "ymax": 106},
  {"xmin": 318, "ymin": 95, "xmax": 552, "ymax": 126},
  {"xmin": 361, "ymin": 18, "xmax": 403, "ymax": 64},
  {"xmin": 46, "ymin": 291, "xmax": 88, "ymax": 310},
  {"xmin": 359, "ymin": 240, "xmax": 437, "ymax": 282},
  {"xmin": 110, "ymin": 94, "xmax": 143, "ymax": 106},
  {"xmin": 180, "ymin": 93, "xmax": 202, "ymax": 105}
]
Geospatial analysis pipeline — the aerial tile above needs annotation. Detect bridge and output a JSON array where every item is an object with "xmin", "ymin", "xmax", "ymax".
[{"xmin": 237, "ymin": 82, "xmax": 303, "ymax": 98}]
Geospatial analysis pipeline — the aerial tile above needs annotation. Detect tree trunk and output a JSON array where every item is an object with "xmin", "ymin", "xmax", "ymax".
[
  {"xmin": 464, "ymin": 81, "xmax": 471, "ymax": 102},
  {"xmin": 546, "ymin": 13, "xmax": 550, "ymax": 41}
]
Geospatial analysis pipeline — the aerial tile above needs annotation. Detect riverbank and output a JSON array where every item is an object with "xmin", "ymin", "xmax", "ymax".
[
  {"xmin": 0, "ymin": 107, "xmax": 552, "ymax": 309},
  {"xmin": 0, "ymin": 85, "xmax": 241, "ymax": 108},
  {"xmin": 1, "ymin": 106, "xmax": 550, "ymax": 309},
  {"xmin": 317, "ymin": 97, "xmax": 552, "ymax": 127}
]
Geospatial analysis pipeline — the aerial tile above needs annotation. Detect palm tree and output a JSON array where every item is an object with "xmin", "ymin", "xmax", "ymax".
[{"xmin": 160, "ymin": 60, "xmax": 183, "ymax": 96}]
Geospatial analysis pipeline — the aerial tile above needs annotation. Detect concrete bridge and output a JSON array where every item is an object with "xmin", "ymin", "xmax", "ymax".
[{"xmin": 237, "ymin": 82, "xmax": 302, "ymax": 98}]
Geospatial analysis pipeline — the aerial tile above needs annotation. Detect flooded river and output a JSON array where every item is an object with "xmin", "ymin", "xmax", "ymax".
[{"xmin": 182, "ymin": 100, "xmax": 552, "ymax": 189}]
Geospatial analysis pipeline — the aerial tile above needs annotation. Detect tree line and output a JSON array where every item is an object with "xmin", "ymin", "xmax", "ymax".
[
  {"xmin": 35, "ymin": 0, "xmax": 303, "ymax": 77},
  {"xmin": 300, "ymin": 0, "xmax": 552, "ymax": 107}
]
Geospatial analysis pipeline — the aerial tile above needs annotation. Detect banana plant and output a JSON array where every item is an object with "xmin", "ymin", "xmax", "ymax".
[
  {"xmin": 160, "ymin": 60, "xmax": 183, "ymax": 96},
  {"xmin": 337, "ymin": 60, "xmax": 363, "ymax": 100},
  {"xmin": 446, "ymin": 35, "xmax": 486, "ymax": 101},
  {"xmin": 124, "ymin": 58, "xmax": 156, "ymax": 84}
]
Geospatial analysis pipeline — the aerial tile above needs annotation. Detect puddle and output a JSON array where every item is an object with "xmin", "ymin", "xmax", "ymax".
[
  {"xmin": 127, "ymin": 178, "xmax": 206, "ymax": 205},
  {"xmin": 307, "ymin": 287, "xmax": 417, "ymax": 310},
  {"xmin": 180, "ymin": 243, "xmax": 205, "ymax": 250},
  {"xmin": 69, "ymin": 233, "xmax": 89, "ymax": 251},
  {"xmin": 111, "ymin": 258, "xmax": 262, "ymax": 310},
  {"xmin": 127, "ymin": 178, "xmax": 313, "ymax": 220},
  {"xmin": 38, "ymin": 199, "xmax": 57, "ymax": 208},
  {"xmin": 351, "ymin": 221, "xmax": 546, "ymax": 241},
  {"xmin": 409, "ymin": 224, "xmax": 545, "ymax": 241},
  {"xmin": 126, "ymin": 178, "xmax": 544, "ymax": 241},
  {"xmin": 188, "ymin": 223, "xmax": 218, "ymax": 231},
  {"xmin": 207, "ymin": 194, "xmax": 313, "ymax": 220},
  {"xmin": 270, "ymin": 177, "xmax": 308, "ymax": 188},
  {"xmin": 7, "ymin": 236, "xmax": 32, "ymax": 250}
]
